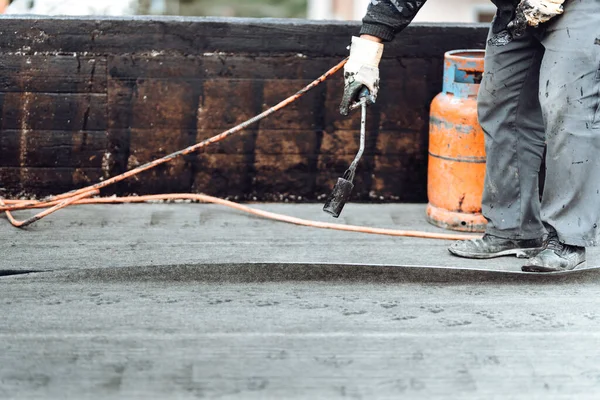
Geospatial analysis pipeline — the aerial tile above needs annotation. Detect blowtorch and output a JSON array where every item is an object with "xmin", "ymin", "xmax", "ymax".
[{"xmin": 323, "ymin": 88, "xmax": 371, "ymax": 218}]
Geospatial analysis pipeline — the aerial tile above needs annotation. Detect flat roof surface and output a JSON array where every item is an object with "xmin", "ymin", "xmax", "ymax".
[
  {"xmin": 2, "ymin": 203, "xmax": 599, "ymax": 398},
  {"xmin": 4, "ymin": 202, "xmax": 599, "ymax": 273}
]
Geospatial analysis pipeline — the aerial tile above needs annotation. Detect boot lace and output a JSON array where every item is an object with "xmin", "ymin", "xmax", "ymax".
[{"xmin": 546, "ymin": 231, "xmax": 564, "ymax": 252}]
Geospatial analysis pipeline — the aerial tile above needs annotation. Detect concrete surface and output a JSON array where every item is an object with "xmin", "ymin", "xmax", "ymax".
[{"xmin": 2, "ymin": 203, "xmax": 600, "ymax": 399}]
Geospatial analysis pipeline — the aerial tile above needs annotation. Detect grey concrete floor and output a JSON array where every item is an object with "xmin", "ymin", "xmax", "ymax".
[{"xmin": 2, "ymin": 203, "xmax": 600, "ymax": 399}]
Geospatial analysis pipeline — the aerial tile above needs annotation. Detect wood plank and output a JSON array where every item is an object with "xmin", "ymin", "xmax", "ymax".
[
  {"xmin": 373, "ymin": 130, "xmax": 428, "ymax": 202},
  {"xmin": 125, "ymin": 128, "xmax": 195, "ymax": 194},
  {"xmin": 107, "ymin": 54, "xmax": 205, "ymax": 79},
  {"xmin": 197, "ymin": 80, "xmax": 262, "ymax": 131},
  {"xmin": 260, "ymin": 79, "xmax": 322, "ymax": 131},
  {"xmin": 200, "ymin": 55, "xmax": 342, "ymax": 80},
  {"xmin": 0, "ymin": 18, "xmax": 487, "ymax": 58},
  {"xmin": 105, "ymin": 79, "xmax": 134, "ymax": 192},
  {"xmin": 105, "ymin": 75, "xmax": 202, "ymax": 193},
  {"xmin": 0, "ymin": 166, "xmax": 103, "ymax": 196},
  {"xmin": 193, "ymin": 154, "xmax": 252, "ymax": 198},
  {"xmin": 1, "ymin": 92, "xmax": 107, "ymax": 131},
  {"xmin": 107, "ymin": 78, "xmax": 201, "ymax": 129},
  {"xmin": 129, "ymin": 79, "xmax": 201, "ymax": 130},
  {"xmin": 193, "ymin": 129, "xmax": 256, "ymax": 199},
  {"xmin": 0, "ymin": 130, "xmax": 107, "ymax": 168},
  {"xmin": 254, "ymin": 129, "xmax": 320, "ymax": 199},
  {"xmin": 255, "ymin": 130, "xmax": 320, "ymax": 156},
  {"xmin": 0, "ymin": 54, "xmax": 107, "ymax": 93},
  {"xmin": 253, "ymin": 155, "xmax": 316, "ymax": 200},
  {"xmin": 377, "ymin": 61, "xmax": 435, "ymax": 133}
]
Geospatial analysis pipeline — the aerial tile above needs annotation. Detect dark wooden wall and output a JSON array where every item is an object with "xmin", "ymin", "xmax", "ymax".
[{"xmin": 0, "ymin": 17, "xmax": 488, "ymax": 201}]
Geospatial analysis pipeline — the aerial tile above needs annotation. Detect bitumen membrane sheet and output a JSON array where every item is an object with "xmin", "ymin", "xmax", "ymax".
[{"xmin": 2, "ymin": 203, "xmax": 600, "ymax": 399}]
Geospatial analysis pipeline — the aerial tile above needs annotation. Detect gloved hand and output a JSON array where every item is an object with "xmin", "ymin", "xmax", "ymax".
[
  {"xmin": 490, "ymin": 0, "xmax": 564, "ymax": 46},
  {"xmin": 515, "ymin": 0, "xmax": 565, "ymax": 28},
  {"xmin": 339, "ymin": 36, "xmax": 384, "ymax": 116}
]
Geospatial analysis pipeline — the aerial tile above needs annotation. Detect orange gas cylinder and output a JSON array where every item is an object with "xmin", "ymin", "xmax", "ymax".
[{"xmin": 426, "ymin": 50, "xmax": 487, "ymax": 232}]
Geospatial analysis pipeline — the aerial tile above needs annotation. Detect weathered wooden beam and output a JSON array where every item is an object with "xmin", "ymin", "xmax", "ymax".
[
  {"xmin": 0, "ymin": 54, "xmax": 107, "ymax": 93},
  {"xmin": 0, "ymin": 17, "xmax": 489, "ymax": 200},
  {"xmin": 0, "ymin": 17, "xmax": 487, "ymax": 58}
]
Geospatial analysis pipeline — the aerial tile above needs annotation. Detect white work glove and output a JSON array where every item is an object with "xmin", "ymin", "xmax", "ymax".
[
  {"xmin": 339, "ymin": 36, "xmax": 384, "ymax": 116},
  {"xmin": 516, "ymin": 0, "xmax": 565, "ymax": 27}
]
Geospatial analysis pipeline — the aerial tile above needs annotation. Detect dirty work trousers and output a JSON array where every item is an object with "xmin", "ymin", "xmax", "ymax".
[{"xmin": 479, "ymin": 0, "xmax": 600, "ymax": 246}]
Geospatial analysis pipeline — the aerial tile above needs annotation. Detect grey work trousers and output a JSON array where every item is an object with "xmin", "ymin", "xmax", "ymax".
[{"xmin": 479, "ymin": 0, "xmax": 600, "ymax": 246}]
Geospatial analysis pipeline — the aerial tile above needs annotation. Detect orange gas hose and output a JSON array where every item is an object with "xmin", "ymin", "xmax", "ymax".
[
  {"xmin": 3, "ymin": 193, "xmax": 477, "ymax": 240},
  {"xmin": 0, "ymin": 58, "xmax": 481, "ymax": 240},
  {"xmin": 0, "ymin": 190, "xmax": 99, "ymax": 227}
]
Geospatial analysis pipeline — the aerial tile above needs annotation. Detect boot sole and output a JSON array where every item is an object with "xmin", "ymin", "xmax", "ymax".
[
  {"xmin": 448, "ymin": 247, "xmax": 543, "ymax": 260},
  {"xmin": 522, "ymin": 260, "xmax": 587, "ymax": 273}
]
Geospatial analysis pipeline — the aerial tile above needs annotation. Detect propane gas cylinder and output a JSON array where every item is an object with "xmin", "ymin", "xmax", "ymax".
[{"xmin": 426, "ymin": 50, "xmax": 487, "ymax": 232}]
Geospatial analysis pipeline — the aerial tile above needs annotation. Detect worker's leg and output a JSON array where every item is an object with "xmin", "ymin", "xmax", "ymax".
[
  {"xmin": 478, "ymin": 27, "xmax": 547, "ymax": 239},
  {"xmin": 449, "ymin": 23, "xmax": 546, "ymax": 259},
  {"xmin": 524, "ymin": 0, "xmax": 600, "ymax": 271}
]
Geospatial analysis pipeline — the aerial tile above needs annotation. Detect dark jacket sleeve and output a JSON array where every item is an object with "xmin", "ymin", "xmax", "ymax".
[
  {"xmin": 359, "ymin": 0, "xmax": 428, "ymax": 42},
  {"xmin": 490, "ymin": 0, "xmax": 519, "ymax": 33}
]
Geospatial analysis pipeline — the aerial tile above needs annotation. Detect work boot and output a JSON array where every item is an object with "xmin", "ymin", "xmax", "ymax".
[
  {"xmin": 448, "ymin": 234, "xmax": 544, "ymax": 259},
  {"xmin": 522, "ymin": 231, "xmax": 586, "ymax": 273}
]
